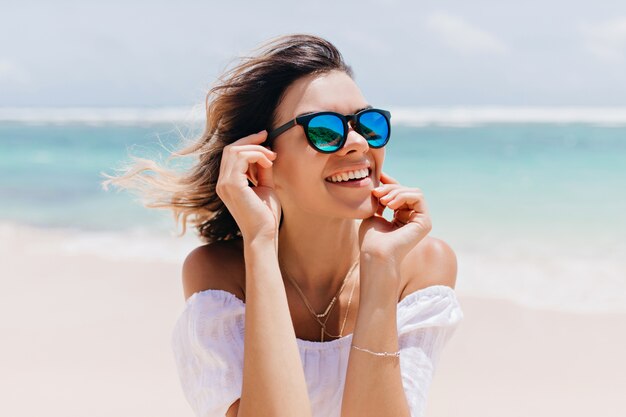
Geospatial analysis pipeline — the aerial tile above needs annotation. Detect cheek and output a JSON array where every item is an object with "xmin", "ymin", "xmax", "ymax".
[
  {"xmin": 374, "ymin": 147, "xmax": 385, "ymax": 163},
  {"xmin": 273, "ymin": 152, "xmax": 323, "ymax": 194},
  {"xmin": 373, "ymin": 148, "xmax": 385, "ymax": 176}
]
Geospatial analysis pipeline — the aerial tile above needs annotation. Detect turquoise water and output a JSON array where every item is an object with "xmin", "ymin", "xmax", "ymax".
[
  {"xmin": 387, "ymin": 124, "xmax": 626, "ymax": 245},
  {"xmin": 1, "ymin": 121, "xmax": 625, "ymax": 242},
  {"xmin": 0, "ymin": 123, "xmax": 188, "ymax": 231},
  {"xmin": 2, "ymin": 120, "xmax": 625, "ymax": 312}
]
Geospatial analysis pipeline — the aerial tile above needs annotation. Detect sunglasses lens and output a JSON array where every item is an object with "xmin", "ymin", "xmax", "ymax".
[
  {"xmin": 307, "ymin": 114, "xmax": 345, "ymax": 152},
  {"xmin": 358, "ymin": 111, "xmax": 390, "ymax": 148}
]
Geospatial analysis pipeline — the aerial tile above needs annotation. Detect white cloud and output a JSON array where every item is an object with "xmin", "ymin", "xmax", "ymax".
[
  {"xmin": 425, "ymin": 11, "xmax": 508, "ymax": 56},
  {"xmin": 581, "ymin": 17, "xmax": 626, "ymax": 61}
]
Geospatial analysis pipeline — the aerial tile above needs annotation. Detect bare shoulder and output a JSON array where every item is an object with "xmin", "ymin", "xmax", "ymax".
[
  {"xmin": 399, "ymin": 235, "xmax": 458, "ymax": 301},
  {"xmin": 181, "ymin": 238, "xmax": 245, "ymax": 302}
]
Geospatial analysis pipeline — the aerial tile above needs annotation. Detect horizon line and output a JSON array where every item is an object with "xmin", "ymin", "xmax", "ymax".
[{"xmin": 2, "ymin": 105, "xmax": 626, "ymax": 126}]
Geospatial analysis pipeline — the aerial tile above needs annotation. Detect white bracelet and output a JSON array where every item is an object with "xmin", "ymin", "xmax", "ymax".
[{"xmin": 351, "ymin": 344, "xmax": 400, "ymax": 358}]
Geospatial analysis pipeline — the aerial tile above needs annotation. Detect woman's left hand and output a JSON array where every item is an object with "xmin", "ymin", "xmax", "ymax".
[{"xmin": 358, "ymin": 172, "xmax": 432, "ymax": 266}]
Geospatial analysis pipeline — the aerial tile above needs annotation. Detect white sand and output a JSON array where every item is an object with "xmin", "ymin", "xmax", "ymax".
[
  {"xmin": 1, "ymin": 224, "xmax": 625, "ymax": 417},
  {"xmin": 427, "ymin": 296, "xmax": 626, "ymax": 417}
]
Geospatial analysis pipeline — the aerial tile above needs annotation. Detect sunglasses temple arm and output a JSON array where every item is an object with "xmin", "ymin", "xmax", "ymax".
[{"xmin": 267, "ymin": 119, "xmax": 297, "ymax": 140}]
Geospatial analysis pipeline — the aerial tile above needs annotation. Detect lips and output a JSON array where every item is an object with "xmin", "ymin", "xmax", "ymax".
[
  {"xmin": 324, "ymin": 168, "xmax": 374, "ymax": 188},
  {"xmin": 326, "ymin": 175, "xmax": 372, "ymax": 188},
  {"xmin": 326, "ymin": 168, "xmax": 372, "ymax": 183},
  {"xmin": 324, "ymin": 163, "xmax": 372, "ymax": 182},
  {"xmin": 325, "ymin": 159, "xmax": 371, "ymax": 178}
]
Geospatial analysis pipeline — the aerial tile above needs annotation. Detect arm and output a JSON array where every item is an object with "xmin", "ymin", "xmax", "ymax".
[
  {"xmin": 237, "ymin": 237, "xmax": 313, "ymax": 417},
  {"xmin": 341, "ymin": 237, "xmax": 458, "ymax": 417},
  {"xmin": 340, "ymin": 257, "xmax": 411, "ymax": 417}
]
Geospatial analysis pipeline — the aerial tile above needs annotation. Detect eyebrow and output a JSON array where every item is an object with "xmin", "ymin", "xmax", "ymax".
[{"xmin": 296, "ymin": 104, "xmax": 373, "ymax": 118}]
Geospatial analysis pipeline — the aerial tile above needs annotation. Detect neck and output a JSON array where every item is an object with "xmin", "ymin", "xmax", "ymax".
[{"xmin": 277, "ymin": 213, "xmax": 361, "ymax": 299}]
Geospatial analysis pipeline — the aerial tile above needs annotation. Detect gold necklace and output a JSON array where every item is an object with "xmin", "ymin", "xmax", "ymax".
[
  {"xmin": 282, "ymin": 258, "xmax": 359, "ymax": 342},
  {"xmin": 292, "ymin": 266, "xmax": 358, "ymax": 341},
  {"xmin": 328, "ymin": 267, "xmax": 358, "ymax": 339}
]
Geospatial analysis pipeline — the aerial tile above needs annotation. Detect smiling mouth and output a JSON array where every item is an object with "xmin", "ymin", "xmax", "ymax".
[{"xmin": 325, "ymin": 168, "xmax": 372, "ymax": 183}]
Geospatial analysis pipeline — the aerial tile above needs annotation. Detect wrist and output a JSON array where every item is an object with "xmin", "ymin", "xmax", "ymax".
[
  {"xmin": 360, "ymin": 252, "xmax": 400, "ymax": 275},
  {"xmin": 359, "ymin": 258, "xmax": 401, "ymax": 296},
  {"xmin": 243, "ymin": 234, "xmax": 278, "ymax": 255}
]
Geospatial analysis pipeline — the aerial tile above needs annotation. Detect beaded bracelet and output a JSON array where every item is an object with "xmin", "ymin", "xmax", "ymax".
[{"xmin": 351, "ymin": 344, "xmax": 400, "ymax": 358}]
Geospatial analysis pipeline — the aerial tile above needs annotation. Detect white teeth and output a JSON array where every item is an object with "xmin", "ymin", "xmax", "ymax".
[{"xmin": 326, "ymin": 168, "xmax": 370, "ymax": 183}]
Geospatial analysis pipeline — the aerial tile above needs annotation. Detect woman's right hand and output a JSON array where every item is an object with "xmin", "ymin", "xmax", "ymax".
[{"xmin": 215, "ymin": 130, "xmax": 282, "ymax": 241}]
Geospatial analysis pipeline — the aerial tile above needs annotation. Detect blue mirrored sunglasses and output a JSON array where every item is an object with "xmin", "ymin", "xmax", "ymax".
[{"xmin": 265, "ymin": 107, "xmax": 391, "ymax": 153}]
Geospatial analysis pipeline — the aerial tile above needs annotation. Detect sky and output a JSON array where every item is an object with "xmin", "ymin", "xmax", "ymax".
[{"xmin": 1, "ymin": 0, "xmax": 626, "ymax": 107}]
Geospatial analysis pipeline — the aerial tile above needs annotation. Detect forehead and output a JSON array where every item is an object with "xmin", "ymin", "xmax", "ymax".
[{"xmin": 275, "ymin": 70, "xmax": 368, "ymax": 122}]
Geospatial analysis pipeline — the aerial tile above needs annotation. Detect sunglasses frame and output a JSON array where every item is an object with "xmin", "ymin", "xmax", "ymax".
[{"xmin": 266, "ymin": 107, "xmax": 392, "ymax": 154}]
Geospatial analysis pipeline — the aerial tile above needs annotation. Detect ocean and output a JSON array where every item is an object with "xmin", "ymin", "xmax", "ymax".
[{"xmin": 1, "ymin": 107, "xmax": 625, "ymax": 314}]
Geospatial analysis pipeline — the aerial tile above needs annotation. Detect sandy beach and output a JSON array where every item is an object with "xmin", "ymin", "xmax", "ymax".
[
  {"xmin": 1, "ymin": 223, "xmax": 624, "ymax": 417},
  {"xmin": 427, "ymin": 296, "xmax": 626, "ymax": 417}
]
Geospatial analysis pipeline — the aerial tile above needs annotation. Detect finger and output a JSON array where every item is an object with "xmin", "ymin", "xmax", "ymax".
[
  {"xmin": 377, "ymin": 187, "xmax": 407, "ymax": 204},
  {"xmin": 372, "ymin": 183, "xmax": 403, "ymax": 197},
  {"xmin": 392, "ymin": 217, "xmax": 431, "ymax": 240},
  {"xmin": 394, "ymin": 208, "xmax": 414, "ymax": 224},
  {"xmin": 229, "ymin": 143, "xmax": 277, "ymax": 159},
  {"xmin": 372, "ymin": 173, "xmax": 404, "ymax": 196},
  {"xmin": 256, "ymin": 161, "xmax": 275, "ymax": 188},
  {"xmin": 385, "ymin": 191, "xmax": 428, "ymax": 213},
  {"xmin": 234, "ymin": 151, "xmax": 274, "ymax": 173},
  {"xmin": 387, "ymin": 197, "xmax": 427, "ymax": 215},
  {"xmin": 391, "ymin": 203, "xmax": 432, "ymax": 235},
  {"xmin": 377, "ymin": 187, "xmax": 423, "ymax": 209},
  {"xmin": 228, "ymin": 130, "xmax": 268, "ymax": 147},
  {"xmin": 380, "ymin": 171, "xmax": 400, "ymax": 185},
  {"xmin": 246, "ymin": 164, "xmax": 258, "ymax": 186}
]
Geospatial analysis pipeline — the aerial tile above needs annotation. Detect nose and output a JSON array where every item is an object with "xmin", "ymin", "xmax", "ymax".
[{"xmin": 337, "ymin": 122, "xmax": 369, "ymax": 155}]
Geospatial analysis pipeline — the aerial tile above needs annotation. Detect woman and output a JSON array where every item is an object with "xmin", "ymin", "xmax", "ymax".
[{"xmin": 102, "ymin": 33, "xmax": 463, "ymax": 417}]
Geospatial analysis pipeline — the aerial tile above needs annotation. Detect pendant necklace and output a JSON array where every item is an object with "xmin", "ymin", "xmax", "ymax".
[{"xmin": 282, "ymin": 257, "xmax": 359, "ymax": 342}]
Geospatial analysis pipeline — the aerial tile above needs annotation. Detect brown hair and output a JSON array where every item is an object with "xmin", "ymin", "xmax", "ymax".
[{"xmin": 100, "ymin": 33, "xmax": 354, "ymax": 243}]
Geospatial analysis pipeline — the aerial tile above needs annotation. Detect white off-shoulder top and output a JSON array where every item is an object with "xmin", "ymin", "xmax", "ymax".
[{"xmin": 171, "ymin": 284, "xmax": 464, "ymax": 417}]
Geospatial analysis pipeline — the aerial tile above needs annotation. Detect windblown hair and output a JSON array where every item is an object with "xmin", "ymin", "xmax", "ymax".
[{"xmin": 101, "ymin": 33, "xmax": 354, "ymax": 243}]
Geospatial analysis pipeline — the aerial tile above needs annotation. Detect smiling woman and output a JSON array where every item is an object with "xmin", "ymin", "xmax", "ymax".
[{"xmin": 101, "ymin": 33, "xmax": 463, "ymax": 417}]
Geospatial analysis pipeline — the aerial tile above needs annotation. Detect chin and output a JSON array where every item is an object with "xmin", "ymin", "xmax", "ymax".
[
  {"xmin": 350, "ymin": 196, "xmax": 379, "ymax": 219},
  {"xmin": 310, "ymin": 193, "xmax": 379, "ymax": 219}
]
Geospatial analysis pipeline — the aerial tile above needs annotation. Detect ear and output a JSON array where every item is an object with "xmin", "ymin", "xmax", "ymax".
[
  {"xmin": 246, "ymin": 164, "xmax": 259, "ymax": 187},
  {"xmin": 247, "ymin": 144, "xmax": 274, "ymax": 187}
]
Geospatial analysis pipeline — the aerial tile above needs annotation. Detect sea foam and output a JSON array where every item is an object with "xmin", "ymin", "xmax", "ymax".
[
  {"xmin": 387, "ymin": 106, "xmax": 626, "ymax": 126},
  {"xmin": 2, "ymin": 221, "xmax": 624, "ymax": 315},
  {"xmin": 3, "ymin": 106, "xmax": 626, "ymax": 126}
]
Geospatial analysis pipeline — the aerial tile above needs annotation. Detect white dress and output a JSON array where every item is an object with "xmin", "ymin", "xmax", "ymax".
[{"xmin": 171, "ymin": 284, "xmax": 464, "ymax": 417}]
